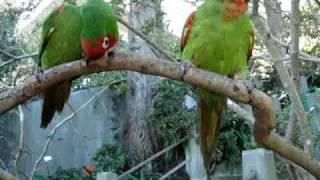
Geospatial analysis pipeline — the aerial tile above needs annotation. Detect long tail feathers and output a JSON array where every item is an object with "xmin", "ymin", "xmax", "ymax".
[
  {"xmin": 41, "ymin": 81, "xmax": 72, "ymax": 128},
  {"xmin": 199, "ymin": 99, "xmax": 225, "ymax": 170}
]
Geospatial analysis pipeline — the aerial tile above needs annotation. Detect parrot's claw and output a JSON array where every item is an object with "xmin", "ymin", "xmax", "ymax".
[
  {"xmin": 179, "ymin": 61, "xmax": 194, "ymax": 81},
  {"xmin": 35, "ymin": 68, "xmax": 44, "ymax": 83},
  {"xmin": 84, "ymin": 55, "xmax": 90, "ymax": 67},
  {"xmin": 84, "ymin": 54, "xmax": 110, "ymax": 67},
  {"xmin": 236, "ymin": 80, "xmax": 255, "ymax": 102}
]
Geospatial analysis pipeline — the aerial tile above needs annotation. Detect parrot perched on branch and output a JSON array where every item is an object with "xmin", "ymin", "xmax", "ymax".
[
  {"xmin": 81, "ymin": 0, "xmax": 119, "ymax": 62},
  {"xmin": 39, "ymin": 0, "xmax": 119, "ymax": 128},
  {"xmin": 181, "ymin": 0, "xmax": 254, "ymax": 170}
]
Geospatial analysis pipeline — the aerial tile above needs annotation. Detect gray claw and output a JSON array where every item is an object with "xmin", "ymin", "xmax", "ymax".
[
  {"xmin": 35, "ymin": 68, "xmax": 44, "ymax": 83},
  {"xmin": 179, "ymin": 61, "xmax": 194, "ymax": 81}
]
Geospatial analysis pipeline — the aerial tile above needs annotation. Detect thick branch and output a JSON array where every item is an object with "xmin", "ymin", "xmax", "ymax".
[
  {"xmin": 251, "ymin": 3, "xmax": 315, "ymax": 154},
  {"xmin": 0, "ymin": 53, "xmax": 319, "ymax": 177}
]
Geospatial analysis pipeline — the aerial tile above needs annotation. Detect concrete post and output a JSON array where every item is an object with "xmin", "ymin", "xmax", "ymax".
[
  {"xmin": 97, "ymin": 172, "xmax": 118, "ymax": 180},
  {"xmin": 242, "ymin": 149, "xmax": 277, "ymax": 180}
]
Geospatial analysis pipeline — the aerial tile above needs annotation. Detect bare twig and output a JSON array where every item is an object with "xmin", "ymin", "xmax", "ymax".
[
  {"xmin": 15, "ymin": 105, "xmax": 24, "ymax": 178},
  {"xmin": 119, "ymin": 137, "xmax": 188, "ymax": 179},
  {"xmin": 117, "ymin": 17, "xmax": 176, "ymax": 61},
  {"xmin": 0, "ymin": 158, "xmax": 7, "ymax": 171},
  {"xmin": 29, "ymin": 87, "xmax": 109, "ymax": 180},
  {"xmin": 0, "ymin": 52, "xmax": 38, "ymax": 69},
  {"xmin": 0, "ymin": 168, "xmax": 16, "ymax": 180},
  {"xmin": 0, "ymin": 54, "xmax": 318, "ymax": 176},
  {"xmin": 159, "ymin": 160, "xmax": 186, "ymax": 180}
]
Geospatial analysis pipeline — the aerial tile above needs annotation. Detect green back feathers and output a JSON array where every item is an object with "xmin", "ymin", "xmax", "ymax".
[
  {"xmin": 81, "ymin": 0, "xmax": 119, "ymax": 40},
  {"xmin": 40, "ymin": 4, "xmax": 82, "ymax": 69},
  {"xmin": 182, "ymin": 0, "xmax": 253, "ymax": 77}
]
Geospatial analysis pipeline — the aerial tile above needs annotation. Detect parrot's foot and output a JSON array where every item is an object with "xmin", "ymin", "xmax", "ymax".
[
  {"xmin": 179, "ymin": 61, "xmax": 195, "ymax": 81},
  {"xmin": 35, "ymin": 68, "xmax": 44, "ymax": 83},
  {"xmin": 234, "ymin": 80, "xmax": 255, "ymax": 102}
]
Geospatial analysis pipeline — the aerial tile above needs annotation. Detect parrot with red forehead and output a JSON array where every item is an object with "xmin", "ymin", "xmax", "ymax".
[
  {"xmin": 81, "ymin": 0, "xmax": 119, "ymax": 62},
  {"xmin": 39, "ymin": 0, "xmax": 118, "ymax": 128},
  {"xmin": 181, "ymin": 0, "xmax": 254, "ymax": 170}
]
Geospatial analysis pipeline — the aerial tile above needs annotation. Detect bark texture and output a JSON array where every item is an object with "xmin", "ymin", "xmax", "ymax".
[
  {"xmin": 123, "ymin": 0, "xmax": 162, "ymax": 166},
  {"xmin": 0, "ymin": 53, "xmax": 319, "ymax": 177}
]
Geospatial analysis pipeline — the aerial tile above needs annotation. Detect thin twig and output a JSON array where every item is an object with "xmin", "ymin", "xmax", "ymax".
[
  {"xmin": 0, "ymin": 159, "xmax": 7, "ymax": 171},
  {"xmin": 0, "ymin": 53, "xmax": 38, "ymax": 69},
  {"xmin": 15, "ymin": 105, "xmax": 24, "ymax": 178},
  {"xmin": 117, "ymin": 17, "xmax": 176, "ymax": 61},
  {"xmin": 29, "ymin": 87, "xmax": 109, "ymax": 180},
  {"xmin": 159, "ymin": 160, "xmax": 186, "ymax": 180},
  {"xmin": 118, "ymin": 137, "xmax": 189, "ymax": 179}
]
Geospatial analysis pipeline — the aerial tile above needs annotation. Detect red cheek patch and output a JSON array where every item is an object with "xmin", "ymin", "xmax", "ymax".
[{"xmin": 81, "ymin": 37, "xmax": 107, "ymax": 60}]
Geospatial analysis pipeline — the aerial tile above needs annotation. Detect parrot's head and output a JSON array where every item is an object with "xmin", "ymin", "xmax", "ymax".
[
  {"xmin": 81, "ymin": 35, "xmax": 118, "ymax": 60},
  {"xmin": 223, "ymin": 0, "xmax": 249, "ymax": 21},
  {"xmin": 81, "ymin": 1, "xmax": 119, "ymax": 60}
]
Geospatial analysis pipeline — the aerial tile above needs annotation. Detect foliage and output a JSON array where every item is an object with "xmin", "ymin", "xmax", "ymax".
[
  {"xmin": 36, "ymin": 144, "xmax": 162, "ymax": 180},
  {"xmin": 92, "ymin": 144, "xmax": 127, "ymax": 174},
  {"xmin": 73, "ymin": 71, "xmax": 128, "ymax": 95},
  {"xmin": 216, "ymin": 110, "xmax": 253, "ymax": 164},
  {"xmin": 36, "ymin": 144, "xmax": 126, "ymax": 180},
  {"xmin": 150, "ymin": 79, "xmax": 195, "ymax": 147},
  {"xmin": 150, "ymin": 79, "xmax": 253, "ymax": 165}
]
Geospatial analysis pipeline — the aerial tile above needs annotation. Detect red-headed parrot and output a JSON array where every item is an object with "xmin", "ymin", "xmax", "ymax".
[
  {"xmin": 81, "ymin": 0, "xmax": 119, "ymax": 62},
  {"xmin": 181, "ymin": 0, "xmax": 254, "ymax": 170},
  {"xmin": 39, "ymin": 0, "xmax": 119, "ymax": 128}
]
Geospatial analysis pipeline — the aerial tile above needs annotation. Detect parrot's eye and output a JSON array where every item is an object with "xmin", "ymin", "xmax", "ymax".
[{"xmin": 103, "ymin": 37, "xmax": 110, "ymax": 49}]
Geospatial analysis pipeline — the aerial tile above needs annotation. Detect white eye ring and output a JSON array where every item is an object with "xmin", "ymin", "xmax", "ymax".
[{"xmin": 103, "ymin": 37, "xmax": 109, "ymax": 49}]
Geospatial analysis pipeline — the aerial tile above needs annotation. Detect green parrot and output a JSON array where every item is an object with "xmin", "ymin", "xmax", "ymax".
[
  {"xmin": 181, "ymin": 0, "xmax": 254, "ymax": 170},
  {"xmin": 39, "ymin": 4, "xmax": 82, "ymax": 128},
  {"xmin": 39, "ymin": 0, "xmax": 119, "ymax": 128},
  {"xmin": 80, "ymin": 0, "xmax": 119, "ymax": 61}
]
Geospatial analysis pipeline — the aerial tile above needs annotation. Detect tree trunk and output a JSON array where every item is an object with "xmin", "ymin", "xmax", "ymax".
[{"xmin": 122, "ymin": 0, "xmax": 162, "ymax": 166}]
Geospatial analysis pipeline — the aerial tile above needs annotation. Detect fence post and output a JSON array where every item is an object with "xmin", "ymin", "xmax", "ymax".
[
  {"xmin": 242, "ymin": 148, "xmax": 277, "ymax": 180},
  {"xmin": 184, "ymin": 126, "xmax": 207, "ymax": 180},
  {"xmin": 97, "ymin": 172, "xmax": 118, "ymax": 180}
]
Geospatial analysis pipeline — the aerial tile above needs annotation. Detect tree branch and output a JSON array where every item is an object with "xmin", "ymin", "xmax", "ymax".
[
  {"xmin": 0, "ymin": 51, "xmax": 38, "ymax": 69},
  {"xmin": 117, "ymin": 17, "xmax": 176, "ymax": 61},
  {"xmin": 252, "ymin": 1, "xmax": 315, "ymax": 155},
  {"xmin": 15, "ymin": 105, "xmax": 24, "ymax": 178},
  {"xmin": 0, "ymin": 53, "xmax": 319, "ymax": 177}
]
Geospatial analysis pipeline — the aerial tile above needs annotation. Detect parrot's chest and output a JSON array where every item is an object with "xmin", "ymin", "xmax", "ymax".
[{"xmin": 194, "ymin": 21, "xmax": 249, "ymax": 76}]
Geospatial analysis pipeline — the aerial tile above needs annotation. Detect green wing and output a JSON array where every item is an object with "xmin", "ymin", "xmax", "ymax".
[{"xmin": 38, "ymin": 7, "xmax": 60, "ymax": 67}]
